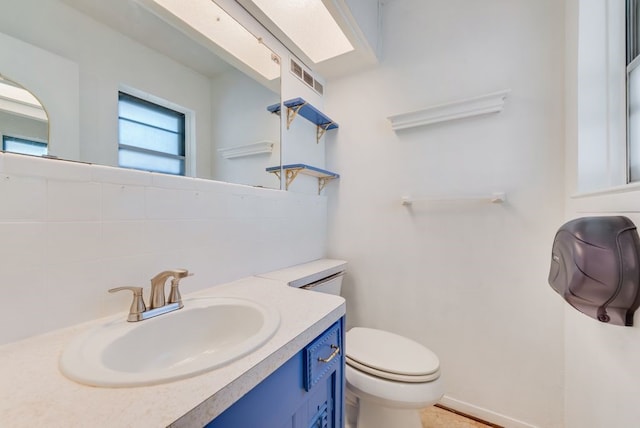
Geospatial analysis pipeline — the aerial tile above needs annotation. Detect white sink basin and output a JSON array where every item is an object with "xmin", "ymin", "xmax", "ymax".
[{"xmin": 59, "ymin": 297, "xmax": 280, "ymax": 387}]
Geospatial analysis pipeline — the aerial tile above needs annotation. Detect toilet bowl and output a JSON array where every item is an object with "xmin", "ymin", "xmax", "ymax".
[
  {"xmin": 345, "ymin": 327, "xmax": 444, "ymax": 428},
  {"xmin": 257, "ymin": 259, "xmax": 444, "ymax": 428}
]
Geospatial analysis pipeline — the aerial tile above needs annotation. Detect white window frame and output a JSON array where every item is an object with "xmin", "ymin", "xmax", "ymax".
[
  {"xmin": 627, "ymin": 0, "xmax": 640, "ymax": 183},
  {"xmin": 576, "ymin": 0, "xmax": 627, "ymax": 194}
]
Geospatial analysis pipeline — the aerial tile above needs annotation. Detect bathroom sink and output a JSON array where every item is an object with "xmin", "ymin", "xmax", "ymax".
[{"xmin": 59, "ymin": 297, "xmax": 280, "ymax": 387}]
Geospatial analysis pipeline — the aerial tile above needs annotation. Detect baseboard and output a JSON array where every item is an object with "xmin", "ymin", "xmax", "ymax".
[{"xmin": 439, "ymin": 396, "xmax": 538, "ymax": 428}]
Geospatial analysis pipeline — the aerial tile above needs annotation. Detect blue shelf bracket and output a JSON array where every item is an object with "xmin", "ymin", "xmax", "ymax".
[{"xmin": 266, "ymin": 164, "xmax": 340, "ymax": 195}]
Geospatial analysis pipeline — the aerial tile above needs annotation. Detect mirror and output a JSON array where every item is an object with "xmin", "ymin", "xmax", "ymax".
[
  {"xmin": 0, "ymin": 0, "xmax": 282, "ymax": 189},
  {"xmin": 0, "ymin": 76, "xmax": 48, "ymax": 156}
]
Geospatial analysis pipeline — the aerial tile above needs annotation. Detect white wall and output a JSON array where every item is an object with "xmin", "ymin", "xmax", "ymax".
[
  {"xmin": 564, "ymin": 0, "xmax": 640, "ymax": 427},
  {"xmin": 210, "ymin": 69, "xmax": 280, "ymax": 188},
  {"xmin": 0, "ymin": 151, "xmax": 327, "ymax": 345},
  {"xmin": 0, "ymin": 111, "xmax": 48, "ymax": 143},
  {"xmin": 325, "ymin": 0, "xmax": 565, "ymax": 426}
]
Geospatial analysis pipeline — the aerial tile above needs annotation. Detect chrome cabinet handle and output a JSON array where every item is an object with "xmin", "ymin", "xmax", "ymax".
[{"xmin": 318, "ymin": 345, "xmax": 340, "ymax": 363}]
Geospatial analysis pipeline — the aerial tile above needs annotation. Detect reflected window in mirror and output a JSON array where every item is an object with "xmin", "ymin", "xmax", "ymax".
[
  {"xmin": 118, "ymin": 92, "xmax": 186, "ymax": 175},
  {"xmin": 2, "ymin": 135, "xmax": 47, "ymax": 156},
  {"xmin": 0, "ymin": 75, "xmax": 48, "ymax": 157}
]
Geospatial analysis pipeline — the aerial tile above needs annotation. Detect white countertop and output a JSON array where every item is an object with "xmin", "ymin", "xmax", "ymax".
[{"xmin": 0, "ymin": 276, "xmax": 346, "ymax": 428}]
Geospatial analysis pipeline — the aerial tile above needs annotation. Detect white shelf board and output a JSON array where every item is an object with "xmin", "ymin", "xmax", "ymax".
[
  {"xmin": 387, "ymin": 89, "xmax": 511, "ymax": 131},
  {"xmin": 217, "ymin": 141, "xmax": 274, "ymax": 159}
]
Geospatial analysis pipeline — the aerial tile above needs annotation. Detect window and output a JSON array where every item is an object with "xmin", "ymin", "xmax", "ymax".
[
  {"xmin": 628, "ymin": 0, "xmax": 640, "ymax": 181},
  {"xmin": 2, "ymin": 135, "xmax": 47, "ymax": 156},
  {"xmin": 118, "ymin": 92, "xmax": 186, "ymax": 175}
]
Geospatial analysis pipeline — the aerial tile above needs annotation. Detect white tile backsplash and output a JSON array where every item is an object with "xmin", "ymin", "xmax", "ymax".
[
  {"xmin": 151, "ymin": 172, "xmax": 197, "ymax": 190},
  {"xmin": 47, "ymin": 180, "xmax": 100, "ymax": 221},
  {"xmin": 91, "ymin": 164, "xmax": 153, "ymax": 186},
  {"xmin": 144, "ymin": 220, "xmax": 194, "ymax": 253},
  {"xmin": 189, "ymin": 190, "xmax": 217, "ymax": 219},
  {"xmin": 0, "ymin": 268, "xmax": 48, "ymax": 343},
  {"xmin": 0, "ymin": 223, "xmax": 47, "ymax": 269},
  {"xmin": 0, "ymin": 159, "xmax": 327, "ymax": 344},
  {"xmin": 3, "ymin": 153, "xmax": 92, "ymax": 181},
  {"xmin": 101, "ymin": 183, "xmax": 146, "ymax": 221},
  {"xmin": 177, "ymin": 190, "xmax": 207, "ymax": 220},
  {"xmin": 44, "ymin": 260, "xmax": 106, "ymax": 330},
  {"xmin": 45, "ymin": 222, "xmax": 102, "ymax": 265},
  {"xmin": 0, "ymin": 174, "xmax": 47, "ymax": 221},
  {"xmin": 145, "ymin": 187, "xmax": 187, "ymax": 220},
  {"xmin": 204, "ymin": 191, "xmax": 234, "ymax": 219},
  {"xmin": 192, "ymin": 176, "xmax": 233, "ymax": 193},
  {"xmin": 100, "ymin": 221, "xmax": 149, "ymax": 259}
]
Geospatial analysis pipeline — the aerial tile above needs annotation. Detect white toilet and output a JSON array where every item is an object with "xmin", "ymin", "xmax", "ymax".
[{"xmin": 258, "ymin": 259, "xmax": 444, "ymax": 428}]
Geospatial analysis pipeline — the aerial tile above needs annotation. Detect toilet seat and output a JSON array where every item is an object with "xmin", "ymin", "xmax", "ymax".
[
  {"xmin": 346, "ymin": 357, "xmax": 440, "ymax": 383},
  {"xmin": 346, "ymin": 327, "xmax": 440, "ymax": 383}
]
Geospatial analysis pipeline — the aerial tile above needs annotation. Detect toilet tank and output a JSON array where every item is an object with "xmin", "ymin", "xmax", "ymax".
[{"xmin": 257, "ymin": 259, "xmax": 347, "ymax": 295}]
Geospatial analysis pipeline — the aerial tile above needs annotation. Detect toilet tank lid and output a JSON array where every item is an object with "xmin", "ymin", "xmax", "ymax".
[
  {"xmin": 346, "ymin": 327, "xmax": 440, "ymax": 377},
  {"xmin": 257, "ymin": 259, "xmax": 347, "ymax": 288}
]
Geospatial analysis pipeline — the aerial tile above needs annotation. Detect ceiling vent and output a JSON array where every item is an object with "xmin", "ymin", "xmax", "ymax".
[{"xmin": 290, "ymin": 58, "xmax": 324, "ymax": 95}]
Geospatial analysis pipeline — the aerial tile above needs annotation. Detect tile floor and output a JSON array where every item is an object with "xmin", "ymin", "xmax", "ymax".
[{"xmin": 420, "ymin": 405, "xmax": 499, "ymax": 428}]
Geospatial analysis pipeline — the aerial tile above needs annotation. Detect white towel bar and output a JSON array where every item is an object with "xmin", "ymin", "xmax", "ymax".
[{"xmin": 401, "ymin": 192, "xmax": 506, "ymax": 206}]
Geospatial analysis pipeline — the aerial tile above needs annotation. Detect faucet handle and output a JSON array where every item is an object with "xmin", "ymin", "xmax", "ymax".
[
  {"xmin": 109, "ymin": 286, "xmax": 147, "ymax": 322},
  {"xmin": 169, "ymin": 269, "xmax": 191, "ymax": 279},
  {"xmin": 167, "ymin": 270, "xmax": 194, "ymax": 308}
]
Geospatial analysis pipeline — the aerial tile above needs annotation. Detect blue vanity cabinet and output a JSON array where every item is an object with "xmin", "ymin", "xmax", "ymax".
[{"xmin": 205, "ymin": 318, "xmax": 344, "ymax": 428}]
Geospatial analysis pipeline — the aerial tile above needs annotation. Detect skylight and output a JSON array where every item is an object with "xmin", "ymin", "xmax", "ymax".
[{"xmin": 248, "ymin": 0, "xmax": 354, "ymax": 63}]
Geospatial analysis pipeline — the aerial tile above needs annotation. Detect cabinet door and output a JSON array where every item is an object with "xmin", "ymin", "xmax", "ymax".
[
  {"xmin": 304, "ymin": 320, "xmax": 343, "ymax": 428},
  {"xmin": 205, "ymin": 352, "xmax": 306, "ymax": 428},
  {"xmin": 205, "ymin": 318, "xmax": 344, "ymax": 428}
]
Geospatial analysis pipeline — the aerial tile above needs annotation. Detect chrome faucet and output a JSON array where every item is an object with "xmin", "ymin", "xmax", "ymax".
[
  {"xmin": 109, "ymin": 269, "xmax": 193, "ymax": 322},
  {"xmin": 150, "ymin": 268, "xmax": 191, "ymax": 308}
]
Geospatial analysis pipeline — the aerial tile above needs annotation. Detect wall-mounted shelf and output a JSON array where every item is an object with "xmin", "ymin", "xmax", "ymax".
[
  {"xmin": 266, "ymin": 164, "xmax": 340, "ymax": 194},
  {"xmin": 217, "ymin": 141, "xmax": 274, "ymax": 159},
  {"xmin": 387, "ymin": 89, "xmax": 510, "ymax": 131},
  {"xmin": 267, "ymin": 98, "xmax": 338, "ymax": 143}
]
